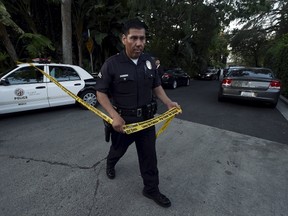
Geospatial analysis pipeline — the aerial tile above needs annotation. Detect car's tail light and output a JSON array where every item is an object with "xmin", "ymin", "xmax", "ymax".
[
  {"xmin": 222, "ymin": 78, "xmax": 232, "ymax": 86},
  {"xmin": 269, "ymin": 80, "xmax": 281, "ymax": 89},
  {"xmin": 162, "ymin": 73, "xmax": 171, "ymax": 78}
]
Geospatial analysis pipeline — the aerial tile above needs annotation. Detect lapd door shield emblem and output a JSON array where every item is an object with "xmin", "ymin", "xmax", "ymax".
[
  {"xmin": 14, "ymin": 88, "xmax": 25, "ymax": 96},
  {"xmin": 146, "ymin": 60, "xmax": 152, "ymax": 70}
]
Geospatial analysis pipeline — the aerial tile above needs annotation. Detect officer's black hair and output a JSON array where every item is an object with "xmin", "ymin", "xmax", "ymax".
[{"xmin": 122, "ymin": 18, "xmax": 148, "ymax": 35}]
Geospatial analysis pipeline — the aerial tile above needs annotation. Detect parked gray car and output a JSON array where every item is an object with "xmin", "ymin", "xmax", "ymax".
[{"xmin": 218, "ymin": 67, "xmax": 281, "ymax": 108}]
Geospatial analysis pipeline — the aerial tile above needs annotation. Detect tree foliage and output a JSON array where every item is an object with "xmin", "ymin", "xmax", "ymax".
[
  {"xmin": 0, "ymin": 0, "xmax": 24, "ymax": 34},
  {"xmin": 128, "ymin": 0, "xmax": 223, "ymax": 74},
  {"xmin": 264, "ymin": 34, "xmax": 288, "ymax": 97},
  {"xmin": 230, "ymin": 28, "xmax": 268, "ymax": 66},
  {"xmin": 0, "ymin": 0, "xmax": 287, "ymax": 96},
  {"xmin": 0, "ymin": 0, "xmax": 230, "ymax": 75},
  {"xmin": 18, "ymin": 33, "xmax": 55, "ymax": 59}
]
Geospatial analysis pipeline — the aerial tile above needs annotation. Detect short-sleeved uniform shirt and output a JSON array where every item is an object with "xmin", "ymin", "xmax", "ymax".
[{"xmin": 96, "ymin": 50, "xmax": 161, "ymax": 109}]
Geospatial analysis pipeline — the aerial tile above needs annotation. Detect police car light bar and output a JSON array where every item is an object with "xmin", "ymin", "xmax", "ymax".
[{"xmin": 32, "ymin": 58, "xmax": 51, "ymax": 63}]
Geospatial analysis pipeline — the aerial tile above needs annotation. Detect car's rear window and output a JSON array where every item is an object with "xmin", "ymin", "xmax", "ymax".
[{"xmin": 228, "ymin": 69, "xmax": 274, "ymax": 79}]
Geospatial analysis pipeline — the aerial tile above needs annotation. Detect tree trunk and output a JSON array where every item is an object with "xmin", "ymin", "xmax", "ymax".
[
  {"xmin": 61, "ymin": 0, "xmax": 73, "ymax": 64},
  {"xmin": 77, "ymin": 40, "xmax": 83, "ymax": 67},
  {"xmin": 0, "ymin": 23, "xmax": 18, "ymax": 62},
  {"xmin": 75, "ymin": 21, "xmax": 83, "ymax": 67}
]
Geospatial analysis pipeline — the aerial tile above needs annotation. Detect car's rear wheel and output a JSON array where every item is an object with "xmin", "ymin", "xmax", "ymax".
[
  {"xmin": 79, "ymin": 90, "xmax": 97, "ymax": 108},
  {"xmin": 172, "ymin": 80, "xmax": 177, "ymax": 89}
]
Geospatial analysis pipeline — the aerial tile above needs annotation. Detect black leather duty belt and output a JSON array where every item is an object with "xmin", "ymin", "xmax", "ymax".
[
  {"xmin": 115, "ymin": 102, "xmax": 157, "ymax": 118},
  {"xmin": 116, "ymin": 107, "xmax": 143, "ymax": 117}
]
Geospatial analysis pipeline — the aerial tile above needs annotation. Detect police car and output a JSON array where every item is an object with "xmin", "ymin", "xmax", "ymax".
[{"xmin": 0, "ymin": 60, "xmax": 97, "ymax": 114}]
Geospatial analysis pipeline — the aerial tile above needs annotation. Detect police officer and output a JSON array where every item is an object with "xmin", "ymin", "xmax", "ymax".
[
  {"xmin": 155, "ymin": 59, "xmax": 164, "ymax": 78},
  {"xmin": 96, "ymin": 18, "xmax": 180, "ymax": 208}
]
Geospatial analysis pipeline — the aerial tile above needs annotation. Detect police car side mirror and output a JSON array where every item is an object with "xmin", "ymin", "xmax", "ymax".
[{"xmin": 0, "ymin": 79, "xmax": 9, "ymax": 86}]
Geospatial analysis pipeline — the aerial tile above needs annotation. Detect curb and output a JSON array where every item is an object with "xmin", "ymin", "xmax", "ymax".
[{"xmin": 280, "ymin": 95, "xmax": 288, "ymax": 105}]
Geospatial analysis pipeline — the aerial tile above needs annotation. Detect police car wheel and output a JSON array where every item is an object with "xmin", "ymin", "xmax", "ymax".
[
  {"xmin": 172, "ymin": 80, "xmax": 177, "ymax": 89},
  {"xmin": 79, "ymin": 90, "xmax": 97, "ymax": 108}
]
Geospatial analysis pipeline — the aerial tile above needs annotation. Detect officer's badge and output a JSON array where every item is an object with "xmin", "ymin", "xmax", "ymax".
[
  {"xmin": 98, "ymin": 72, "xmax": 102, "ymax": 79},
  {"xmin": 146, "ymin": 60, "xmax": 152, "ymax": 70}
]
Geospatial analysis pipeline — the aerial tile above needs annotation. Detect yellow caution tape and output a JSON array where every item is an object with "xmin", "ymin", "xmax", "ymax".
[
  {"xmin": 123, "ymin": 107, "xmax": 180, "ymax": 136},
  {"xmin": 24, "ymin": 62, "xmax": 182, "ymax": 136}
]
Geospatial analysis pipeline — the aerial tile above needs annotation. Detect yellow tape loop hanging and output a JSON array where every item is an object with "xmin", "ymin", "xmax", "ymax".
[{"xmin": 26, "ymin": 62, "xmax": 182, "ymax": 137}]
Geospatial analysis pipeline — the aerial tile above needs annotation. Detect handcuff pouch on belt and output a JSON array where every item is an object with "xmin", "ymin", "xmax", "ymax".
[{"xmin": 143, "ymin": 101, "xmax": 157, "ymax": 118}]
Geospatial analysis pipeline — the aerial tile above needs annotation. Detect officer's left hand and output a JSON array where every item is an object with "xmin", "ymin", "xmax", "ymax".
[{"xmin": 167, "ymin": 101, "xmax": 182, "ymax": 113}]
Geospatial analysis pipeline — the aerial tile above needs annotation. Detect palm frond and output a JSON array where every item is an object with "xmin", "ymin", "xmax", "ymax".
[
  {"xmin": 0, "ymin": 1, "xmax": 24, "ymax": 34},
  {"xmin": 18, "ymin": 33, "xmax": 55, "ymax": 58}
]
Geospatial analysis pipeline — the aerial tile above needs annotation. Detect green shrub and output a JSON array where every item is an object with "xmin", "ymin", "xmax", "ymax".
[{"xmin": 264, "ymin": 34, "xmax": 288, "ymax": 98}]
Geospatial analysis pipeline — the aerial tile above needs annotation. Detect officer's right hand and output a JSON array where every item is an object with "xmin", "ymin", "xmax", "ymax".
[{"xmin": 112, "ymin": 114, "xmax": 126, "ymax": 133}]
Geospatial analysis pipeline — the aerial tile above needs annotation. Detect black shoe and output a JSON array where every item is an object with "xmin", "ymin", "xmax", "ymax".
[
  {"xmin": 106, "ymin": 167, "xmax": 115, "ymax": 179},
  {"xmin": 142, "ymin": 190, "xmax": 171, "ymax": 208}
]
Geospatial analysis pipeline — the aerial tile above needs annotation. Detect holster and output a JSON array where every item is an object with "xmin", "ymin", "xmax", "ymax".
[
  {"xmin": 103, "ymin": 120, "xmax": 112, "ymax": 142},
  {"xmin": 142, "ymin": 101, "xmax": 157, "ymax": 118}
]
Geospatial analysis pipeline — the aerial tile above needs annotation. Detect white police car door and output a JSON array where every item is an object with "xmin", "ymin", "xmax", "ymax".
[
  {"xmin": 0, "ymin": 65, "xmax": 49, "ymax": 114},
  {"xmin": 46, "ymin": 65, "xmax": 84, "ymax": 106}
]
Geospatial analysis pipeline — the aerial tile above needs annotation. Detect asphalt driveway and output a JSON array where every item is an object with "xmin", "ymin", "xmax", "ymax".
[{"xmin": 1, "ymin": 108, "xmax": 288, "ymax": 216}]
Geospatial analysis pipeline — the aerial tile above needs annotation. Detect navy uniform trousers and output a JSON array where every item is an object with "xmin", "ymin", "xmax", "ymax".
[{"xmin": 107, "ymin": 124, "xmax": 159, "ymax": 194}]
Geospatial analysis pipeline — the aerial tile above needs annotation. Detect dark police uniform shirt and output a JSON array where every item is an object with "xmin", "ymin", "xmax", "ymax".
[{"xmin": 96, "ymin": 50, "xmax": 161, "ymax": 110}]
